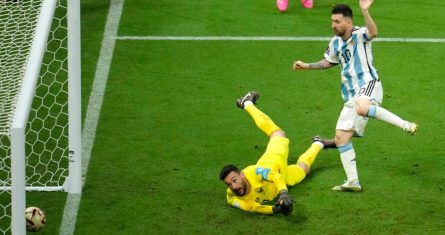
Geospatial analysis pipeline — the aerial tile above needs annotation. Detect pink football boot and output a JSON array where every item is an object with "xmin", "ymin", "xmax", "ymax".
[
  {"xmin": 301, "ymin": 0, "xmax": 313, "ymax": 9},
  {"xmin": 276, "ymin": 0, "xmax": 288, "ymax": 12}
]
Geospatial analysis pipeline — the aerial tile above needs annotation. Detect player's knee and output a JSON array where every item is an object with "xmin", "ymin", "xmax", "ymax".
[
  {"xmin": 355, "ymin": 99, "xmax": 371, "ymax": 116},
  {"xmin": 270, "ymin": 130, "xmax": 286, "ymax": 138},
  {"xmin": 335, "ymin": 133, "xmax": 350, "ymax": 146},
  {"xmin": 334, "ymin": 134, "xmax": 342, "ymax": 146},
  {"xmin": 297, "ymin": 162, "xmax": 309, "ymax": 175},
  {"xmin": 355, "ymin": 105, "xmax": 369, "ymax": 116}
]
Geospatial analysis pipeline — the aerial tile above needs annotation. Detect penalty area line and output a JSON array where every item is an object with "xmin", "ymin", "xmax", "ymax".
[{"xmin": 115, "ymin": 35, "xmax": 445, "ymax": 43}]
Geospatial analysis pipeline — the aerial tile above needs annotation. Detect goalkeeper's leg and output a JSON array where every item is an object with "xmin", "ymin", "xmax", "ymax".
[
  {"xmin": 237, "ymin": 91, "xmax": 282, "ymax": 136},
  {"xmin": 285, "ymin": 140, "xmax": 323, "ymax": 186}
]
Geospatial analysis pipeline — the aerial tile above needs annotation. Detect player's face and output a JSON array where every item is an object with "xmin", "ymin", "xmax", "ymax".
[
  {"xmin": 331, "ymin": 14, "xmax": 351, "ymax": 37},
  {"xmin": 224, "ymin": 171, "xmax": 248, "ymax": 196}
]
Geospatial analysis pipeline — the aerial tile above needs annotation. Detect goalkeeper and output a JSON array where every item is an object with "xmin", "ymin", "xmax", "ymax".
[{"xmin": 219, "ymin": 91, "xmax": 329, "ymax": 215}]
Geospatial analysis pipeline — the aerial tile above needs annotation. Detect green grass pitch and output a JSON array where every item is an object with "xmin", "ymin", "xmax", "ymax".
[{"xmin": 22, "ymin": 0, "xmax": 445, "ymax": 234}]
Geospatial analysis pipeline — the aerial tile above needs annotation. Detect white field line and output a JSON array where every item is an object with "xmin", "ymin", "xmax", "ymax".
[
  {"xmin": 59, "ymin": 0, "xmax": 124, "ymax": 234},
  {"xmin": 115, "ymin": 35, "xmax": 445, "ymax": 43}
]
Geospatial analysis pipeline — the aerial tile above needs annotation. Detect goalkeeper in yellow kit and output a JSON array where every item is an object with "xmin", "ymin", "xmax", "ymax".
[{"xmin": 219, "ymin": 91, "xmax": 331, "ymax": 215}]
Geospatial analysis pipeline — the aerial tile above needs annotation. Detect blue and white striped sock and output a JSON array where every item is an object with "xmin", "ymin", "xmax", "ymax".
[{"xmin": 367, "ymin": 105, "xmax": 408, "ymax": 130}]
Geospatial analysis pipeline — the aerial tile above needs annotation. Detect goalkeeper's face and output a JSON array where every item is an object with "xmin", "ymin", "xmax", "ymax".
[{"xmin": 224, "ymin": 171, "xmax": 248, "ymax": 196}]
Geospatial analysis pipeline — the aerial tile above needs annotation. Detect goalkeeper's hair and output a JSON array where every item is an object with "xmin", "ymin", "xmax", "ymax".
[
  {"xmin": 219, "ymin": 164, "xmax": 240, "ymax": 181},
  {"xmin": 331, "ymin": 4, "xmax": 353, "ymax": 19}
]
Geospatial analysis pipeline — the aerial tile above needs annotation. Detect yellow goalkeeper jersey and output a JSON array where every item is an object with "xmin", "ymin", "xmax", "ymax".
[{"xmin": 226, "ymin": 165, "xmax": 287, "ymax": 214}]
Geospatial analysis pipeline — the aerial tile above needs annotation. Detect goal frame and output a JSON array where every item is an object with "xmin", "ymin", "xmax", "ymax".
[{"xmin": 7, "ymin": 0, "xmax": 82, "ymax": 233}]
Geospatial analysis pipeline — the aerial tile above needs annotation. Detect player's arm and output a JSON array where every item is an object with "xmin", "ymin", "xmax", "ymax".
[
  {"xmin": 293, "ymin": 59, "xmax": 335, "ymax": 70},
  {"xmin": 263, "ymin": 169, "xmax": 287, "ymax": 191},
  {"xmin": 226, "ymin": 193, "xmax": 274, "ymax": 214},
  {"xmin": 264, "ymin": 171, "xmax": 294, "ymax": 216},
  {"xmin": 226, "ymin": 193, "xmax": 291, "ymax": 215},
  {"xmin": 360, "ymin": 0, "xmax": 377, "ymax": 39}
]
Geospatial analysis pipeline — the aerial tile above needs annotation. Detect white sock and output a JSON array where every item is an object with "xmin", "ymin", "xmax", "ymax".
[
  {"xmin": 313, "ymin": 141, "xmax": 324, "ymax": 149},
  {"xmin": 338, "ymin": 142, "xmax": 358, "ymax": 181},
  {"xmin": 367, "ymin": 105, "xmax": 409, "ymax": 130},
  {"xmin": 243, "ymin": 100, "xmax": 253, "ymax": 109}
]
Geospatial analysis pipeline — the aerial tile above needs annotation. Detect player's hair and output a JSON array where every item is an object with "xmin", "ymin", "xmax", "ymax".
[
  {"xmin": 331, "ymin": 4, "xmax": 353, "ymax": 19},
  {"xmin": 219, "ymin": 164, "xmax": 240, "ymax": 181}
]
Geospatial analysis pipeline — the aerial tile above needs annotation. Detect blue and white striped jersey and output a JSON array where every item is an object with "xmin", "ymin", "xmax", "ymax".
[{"xmin": 324, "ymin": 26, "xmax": 379, "ymax": 102}]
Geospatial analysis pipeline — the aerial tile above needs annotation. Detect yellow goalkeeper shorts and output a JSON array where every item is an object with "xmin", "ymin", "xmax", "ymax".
[{"xmin": 256, "ymin": 136, "xmax": 289, "ymax": 173}]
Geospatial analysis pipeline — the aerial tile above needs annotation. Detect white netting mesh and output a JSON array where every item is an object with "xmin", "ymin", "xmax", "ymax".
[
  {"xmin": 0, "ymin": 1, "xmax": 40, "ymax": 134},
  {"xmin": 0, "ymin": 137, "xmax": 11, "ymax": 235},
  {"xmin": 0, "ymin": 0, "xmax": 69, "ymax": 233}
]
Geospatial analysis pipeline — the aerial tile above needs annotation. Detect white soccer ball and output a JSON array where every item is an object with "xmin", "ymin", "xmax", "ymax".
[{"xmin": 25, "ymin": 206, "xmax": 46, "ymax": 232}]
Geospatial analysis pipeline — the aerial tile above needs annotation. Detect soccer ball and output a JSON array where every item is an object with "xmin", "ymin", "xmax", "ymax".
[{"xmin": 25, "ymin": 206, "xmax": 46, "ymax": 232}]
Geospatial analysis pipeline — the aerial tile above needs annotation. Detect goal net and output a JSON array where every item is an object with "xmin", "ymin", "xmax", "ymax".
[{"xmin": 0, "ymin": 0, "xmax": 81, "ymax": 234}]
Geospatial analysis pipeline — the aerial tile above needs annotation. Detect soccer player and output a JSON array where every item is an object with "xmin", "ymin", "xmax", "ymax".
[
  {"xmin": 292, "ymin": 0, "xmax": 417, "ymax": 192},
  {"xmin": 219, "ymin": 91, "xmax": 326, "ymax": 215}
]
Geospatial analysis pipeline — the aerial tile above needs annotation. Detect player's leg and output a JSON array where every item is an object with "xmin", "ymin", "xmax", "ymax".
[
  {"xmin": 301, "ymin": 0, "xmax": 313, "ymax": 9},
  {"xmin": 256, "ymin": 136, "xmax": 289, "ymax": 173},
  {"xmin": 332, "ymin": 130, "xmax": 362, "ymax": 192},
  {"xmin": 237, "ymin": 91, "xmax": 281, "ymax": 136},
  {"xmin": 237, "ymin": 91, "xmax": 289, "ymax": 173},
  {"xmin": 276, "ymin": 0, "xmax": 288, "ymax": 12},
  {"xmin": 313, "ymin": 136, "xmax": 336, "ymax": 149},
  {"xmin": 285, "ymin": 139, "xmax": 324, "ymax": 186},
  {"xmin": 356, "ymin": 80, "xmax": 417, "ymax": 135},
  {"xmin": 332, "ymin": 103, "xmax": 362, "ymax": 192}
]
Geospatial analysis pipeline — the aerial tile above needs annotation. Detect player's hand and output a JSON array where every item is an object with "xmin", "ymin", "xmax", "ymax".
[
  {"xmin": 272, "ymin": 204, "xmax": 282, "ymax": 214},
  {"xmin": 359, "ymin": 0, "xmax": 373, "ymax": 12},
  {"xmin": 293, "ymin": 60, "xmax": 309, "ymax": 70},
  {"xmin": 273, "ymin": 202, "xmax": 294, "ymax": 216},
  {"xmin": 277, "ymin": 191, "xmax": 293, "ymax": 207},
  {"xmin": 272, "ymin": 203, "xmax": 293, "ymax": 215},
  {"xmin": 274, "ymin": 191, "xmax": 294, "ymax": 216}
]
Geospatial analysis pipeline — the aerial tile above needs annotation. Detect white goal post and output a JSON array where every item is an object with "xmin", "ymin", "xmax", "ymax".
[{"xmin": 0, "ymin": 0, "xmax": 81, "ymax": 234}]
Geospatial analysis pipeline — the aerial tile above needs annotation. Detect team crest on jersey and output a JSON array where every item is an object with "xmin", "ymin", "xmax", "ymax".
[{"xmin": 255, "ymin": 167, "xmax": 270, "ymax": 180}]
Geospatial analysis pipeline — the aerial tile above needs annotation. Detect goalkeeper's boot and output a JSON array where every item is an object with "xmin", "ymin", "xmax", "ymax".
[
  {"xmin": 404, "ymin": 122, "xmax": 417, "ymax": 135},
  {"xmin": 236, "ymin": 91, "xmax": 260, "ymax": 109},
  {"xmin": 312, "ymin": 136, "xmax": 336, "ymax": 149},
  {"xmin": 332, "ymin": 178, "xmax": 362, "ymax": 192}
]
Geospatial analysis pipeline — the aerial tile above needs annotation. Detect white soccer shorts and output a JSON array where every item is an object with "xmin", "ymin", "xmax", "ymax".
[{"xmin": 336, "ymin": 80, "xmax": 383, "ymax": 137}]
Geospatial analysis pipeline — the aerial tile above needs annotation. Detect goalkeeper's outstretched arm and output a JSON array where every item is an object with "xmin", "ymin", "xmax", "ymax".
[
  {"xmin": 226, "ymin": 190, "xmax": 294, "ymax": 215},
  {"xmin": 226, "ymin": 194, "xmax": 274, "ymax": 214}
]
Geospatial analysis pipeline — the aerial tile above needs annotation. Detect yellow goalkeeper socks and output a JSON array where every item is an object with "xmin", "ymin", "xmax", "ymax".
[
  {"xmin": 296, "ymin": 143, "xmax": 322, "ymax": 169},
  {"xmin": 245, "ymin": 103, "xmax": 281, "ymax": 136}
]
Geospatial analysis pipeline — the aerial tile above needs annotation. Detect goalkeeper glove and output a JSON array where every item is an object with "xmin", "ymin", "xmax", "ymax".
[
  {"xmin": 272, "ymin": 202, "xmax": 294, "ymax": 216},
  {"xmin": 273, "ymin": 191, "xmax": 294, "ymax": 216}
]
